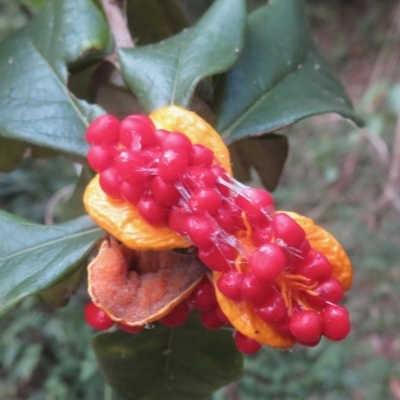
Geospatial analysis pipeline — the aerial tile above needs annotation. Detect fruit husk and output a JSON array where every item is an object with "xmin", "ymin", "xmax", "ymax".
[{"xmin": 88, "ymin": 238, "xmax": 207, "ymax": 325}]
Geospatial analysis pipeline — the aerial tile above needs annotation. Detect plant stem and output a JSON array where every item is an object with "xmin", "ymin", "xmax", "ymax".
[{"xmin": 100, "ymin": 0, "xmax": 134, "ymax": 49}]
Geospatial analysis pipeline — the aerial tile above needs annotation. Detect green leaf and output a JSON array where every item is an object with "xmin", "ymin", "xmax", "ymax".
[
  {"xmin": 119, "ymin": 0, "xmax": 246, "ymax": 112},
  {"xmin": 229, "ymin": 134, "xmax": 289, "ymax": 191},
  {"xmin": 93, "ymin": 314, "xmax": 243, "ymax": 400},
  {"xmin": 216, "ymin": 0, "xmax": 363, "ymax": 143},
  {"xmin": 39, "ymin": 263, "xmax": 85, "ymax": 308},
  {"xmin": 0, "ymin": 212, "xmax": 102, "ymax": 316},
  {"xmin": 0, "ymin": 0, "xmax": 110, "ymax": 157}
]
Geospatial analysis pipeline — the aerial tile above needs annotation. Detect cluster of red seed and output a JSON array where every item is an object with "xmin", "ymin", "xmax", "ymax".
[{"xmin": 85, "ymin": 114, "xmax": 351, "ymax": 355}]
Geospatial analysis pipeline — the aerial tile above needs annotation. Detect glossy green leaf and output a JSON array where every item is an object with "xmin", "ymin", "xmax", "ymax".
[
  {"xmin": 39, "ymin": 263, "xmax": 85, "ymax": 308},
  {"xmin": 93, "ymin": 314, "xmax": 243, "ymax": 400},
  {"xmin": 0, "ymin": 212, "xmax": 102, "ymax": 316},
  {"xmin": 119, "ymin": 0, "xmax": 246, "ymax": 112},
  {"xmin": 229, "ymin": 134, "xmax": 289, "ymax": 191},
  {"xmin": 61, "ymin": 165, "xmax": 95, "ymax": 221},
  {"xmin": 216, "ymin": 0, "xmax": 363, "ymax": 143},
  {"xmin": 0, "ymin": 0, "xmax": 109, "ymax": 157}
]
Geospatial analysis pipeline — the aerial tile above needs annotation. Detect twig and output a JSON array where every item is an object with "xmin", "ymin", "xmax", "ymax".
[{"xmin": 100, "ymin": 0, "xmax": 134, "ymax": 49}]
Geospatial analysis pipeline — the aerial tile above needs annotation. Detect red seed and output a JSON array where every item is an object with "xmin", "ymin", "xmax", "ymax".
[
  {"xmin": 214, "ymin": 304, "xmax": 230, "ymax": 324},
  {"xmin": 120, "ymin": 115, "xmax": 156, "ymax": 149},
  {"xmin": 116, "ymin": 323, "xmax": 143, "ymax": 334},
  {"xmin": 215, "ymin": 207, "xmax": 235, "ymax": 233},
  {"xmin": 86, "ymin": 115, "xmax": 120, "ymax": 145},
  {"xmin": 185, "ymin": 215, "xmax": 215, "ymax": 249},
  {"xmin": 200, "ymin": 308, "xmax": 224, "ymax": 330},
  {"xmin": 189, "ymin": 144, "xmax": 214, "ymax": 167},
  {"xmin": 241, "ymin": 273, "xmax": 273, "ymax": 306},
  {"xmin": 154, "ymin": 129, "xmax": 169, "ymax": 145},
  {"xmin": 321, "ymin": 305, "xmax": 351, "ymax": 341},
  {"xmin": 151, "ymin": 176, "xmax": 181, "ymax": 207},
  {"xmin": 306, "ymin": 276, "xmax": 344, "ymax": 308},
  {"xmin": 168, "ymin": 208, "xmax": 190, "ymax": 235},
  {"xmin": 87, "ymin": 144, "xmax": 116, "ymax": 172},
  {"xmin": 216, "ymin": 271, "xmax": 243, "ymax": 302},
  {"xmin": 161, "ymin": 131, "xmax": 192, "ymax": 153},
  {"xmin": 159, "ymin": 301, "xmax": 190, "ymax": 327},
  {"xmin": 182, "ymin": 166, "xmax": 217, "ymax": 191},
  {"xmin": 255, "ymin": 291, "xmax": 287, "ymax": 323},
  {"xmin": 120, "ymin": 181, "xmax": 146, "ymax": 205},
  {"xmin": 210, "ymin": 165, "xmax": 231, "ymax": 197},
  {"xmin": 272, "ymin": 213, "xmax": 306, "ymax": 248},
  {"xmin": 198, "ymin": 243, "xmax": 236, "ymax": 272},
  {"xmin": 115, "ymin": 149, "xmax": 149, "ymax": 184},
  {"xmin": 248, "ymin": 243, "xmax": 287, "ymax": 282},
  {"xmin": 158, "ymin": 149, "xmax": 189, "ymax": 181},
  {"xmin": 137, "ymin": 195, "xmax": 167, "ymax": 226},
  {"xmin": 190, "ymin": 279, "xmax": 217, "ymax": 310},
  {"xmin": 295, "ymin": 250, "xmax": 333, "ymax": 282},
  {"xmin": 289, "ymin": 310, "xmax": 323, "ymax": 343},
  {"xmin": 251, "ymin": 224, "xmax": 273, "ymax": 246},
  {"xmin": 188, "ymin": 187, "xmax": 222, "ymax": 215},
  {"xmin": 235, "ymin": 188, "xmax": 274, "ymax": 225},
  {"xmin": 84, "ymin": 302, "xmax": 115, "ymax": 330},
  {"xmin": 99, "ymin": 167, "xmax": 122, "ymax": 199},
  {"xmin": 141, "ymin": 146, "xmax": 161, "ymax": 167},
  {"xmin": 234, "ymin": 331, "xmax": 261, "ymax": 355}
]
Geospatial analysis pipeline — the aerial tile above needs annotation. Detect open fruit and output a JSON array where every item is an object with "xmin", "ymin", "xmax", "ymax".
[
  {"xmin": 215, "ymin": 211, "xmax": 352, "ymax": 349},
  {"xmin": 84, "ymin": 105, "xmax": 231, "ymax": 251},
  {"xmin": 83, "ymin": 105, "xmax": 353, "ymax": 353}
]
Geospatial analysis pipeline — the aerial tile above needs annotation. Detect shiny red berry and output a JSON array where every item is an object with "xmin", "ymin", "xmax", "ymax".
[
  {"xmin": 272, "ymin": 213, "xmax": 306, "ymax": 248},
  {"xmin": 289, "ymin": 310, "xmax": 323, "ymax": 343},
  {"xmin": 188, "ymin": 187, "xmax": 222, "ymax": 215},
  {"xmin": 99, "ymin": 167, "xmax": 122, "ymax": 199},
  {"xmin": 241, "ymin": 273, "xmax": 273, "ymax": 306},
  {"xmin": 295, "ymin": 250, "xmax": 333, "ymax": 282},
  {"xmin": 151, "ymin": 176, "xmax": 181, "ymax": 207},
  {"xmin": 84, "ymin": 302, "xmax": 115, "ymax": 330},
  {"xmin": 185, "ymin": 215, "xmax": 215, "ymax": 249},
  {"xmin": 199, "ymin": 243, "xmax": 236, "ymax": 272},
  {"xmin": 234, "ymin": 331, "xmax": 261, "ymax": 355},
  {"xmin": 86, "ymin": 115, "xmax": 120, "ymax": 145},
  {"xmin": 190, "ymin": 279, "xmax": 217, "ymax": 310},
  {"xmin": 200, "ymin": 308, "xmax": 224, "ymax": 330},
  {"xmin": 216, "ymin": 271, "xmax": 243, "ymax": 301},
  {"xmin": 255, "ymin": 291, "xmax": 287, "ymax": 323},
  {"xmin": 160, "ymin": 131, "xmax": 192, "ymax": 153},
  {"xmin": 137, "ymin": 195, "xmax": 167, "ymax": 226},
  {"xmin": 120, "ymin": 115, "xmax": 156, "ymax": 149},
  {"xmin": 306, "ymin": 276, "xmax": 344, "ymax": 308},
  {"xmin": 235, "ymin": 188, "xmax": 274, "ymax": 225},
  {"xmin": 114, "ymin": 149, "xmax": 149, "ymax": 184},
  {"xmin": 120, "ymin": 181, "xmax": 145, "ymax": 205},
  {"xmin": 159, "ymin": 301, "xmax": 190, "ymax": 327},
  {"xmin": 189, "ymin": 144, "xmax": 214, "ymax": 167},
  {"xmin": 182, "ymin": 166, "xmax": 217, "ymax": 191},
  {"xmin": 158, "ymin": 149, "xmax": 189, "ymax": 182},
  {"xmin": 87, "ymin": 145, "xmax": 116, "ymax": 172},
  {"xmin": 322, "ymin": 305, "xmax": 351, "ymax": 341},
  {"xmin": 248, "ymin": 243, "xmax": 287, "ymax": 282}
]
